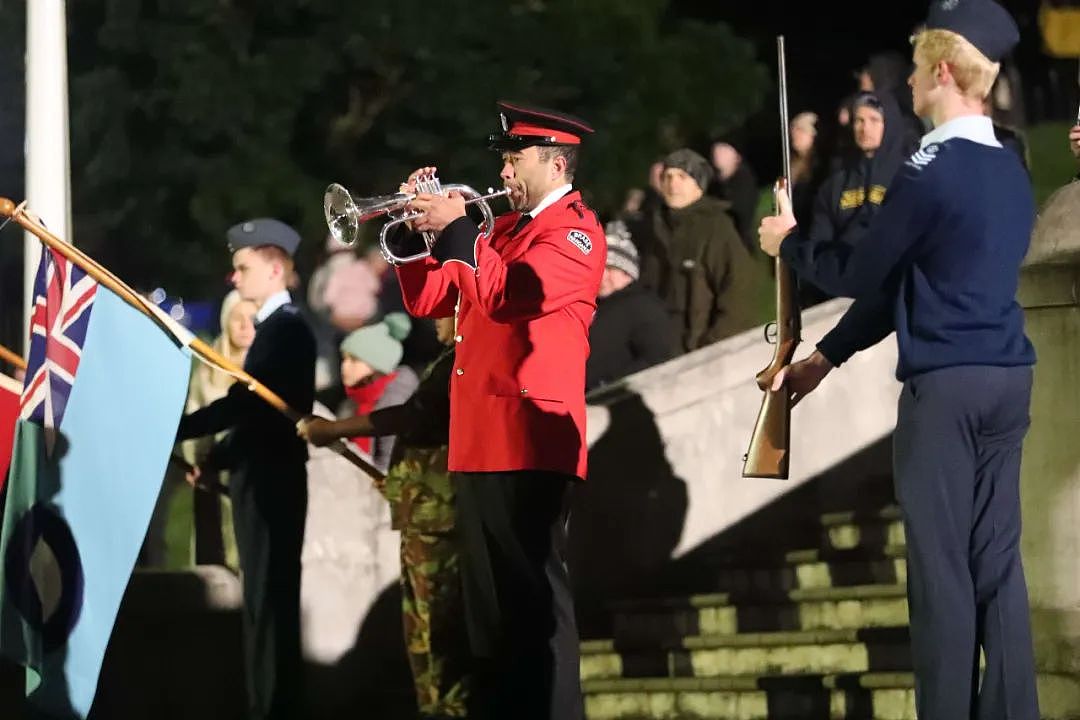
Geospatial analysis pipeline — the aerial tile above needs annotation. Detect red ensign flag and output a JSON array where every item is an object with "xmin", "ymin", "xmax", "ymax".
[{"xmin": 0, "ymin": 372, "xmax": 20, "ymax": 490}]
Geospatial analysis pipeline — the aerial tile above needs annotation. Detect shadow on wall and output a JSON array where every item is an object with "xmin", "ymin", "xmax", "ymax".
[
  {"xmin": 658, "ymin": 434, "xmax": 895, "ymax": 598},
  {"xmin": 571, "ymin": 385, "xmax": 896, "ymax": 630},
  {"xmin": 304, "ymin": 582, "xmax": 417, "ymax": 720},
  {"xmin": 568, "ymin": 391, "xmax": 689, "ymax": 640}
]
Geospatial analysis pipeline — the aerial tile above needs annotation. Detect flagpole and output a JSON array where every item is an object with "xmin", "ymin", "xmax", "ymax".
[
  {"xmin": 24, "ymin": 0, "xmax": 73, "ymax": 355},
  {"xmin": 0, "ymin": 198, "xmax": 385, "ymax": 482},
  {"xmin": 0, "ymin": 343, "xmax": 27, "ymax": 371}
]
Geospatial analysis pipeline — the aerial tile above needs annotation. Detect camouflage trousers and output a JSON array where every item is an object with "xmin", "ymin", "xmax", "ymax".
[{"xmin": 401, "ymin": 529, "xmax": 470, "ymax": 717}]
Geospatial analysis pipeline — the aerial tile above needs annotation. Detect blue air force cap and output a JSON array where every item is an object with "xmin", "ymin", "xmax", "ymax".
[
  {"xmin": 226, "ymin": 218, "xmax": 301, "ymax": 256},
  {"xmin": 924, "ymin": 0, "xmax": 1019, "ymax": 62}
]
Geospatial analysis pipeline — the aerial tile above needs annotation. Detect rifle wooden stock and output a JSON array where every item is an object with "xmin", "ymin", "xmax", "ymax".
[
  {"xmin": 742, "ymin": 179, "xmax": 800, "ymax": 480},
  {"xmin": 742, "ymin": 372, "xmax": 792, "ymax": 479}
]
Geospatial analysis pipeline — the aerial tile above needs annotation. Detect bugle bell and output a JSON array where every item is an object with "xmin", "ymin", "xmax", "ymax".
[{"xmin": 323, "ymin": 172, "xmax": 509, "ymax": 265}]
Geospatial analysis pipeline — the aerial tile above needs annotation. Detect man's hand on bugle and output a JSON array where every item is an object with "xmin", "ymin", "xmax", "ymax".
[
  {"xmin": 401, "ymin": 166, "xmax": 438, "ymax": 195},
  {"xmin": 398, "ymin": 166, "xmax": 439, "ymax": 232}
]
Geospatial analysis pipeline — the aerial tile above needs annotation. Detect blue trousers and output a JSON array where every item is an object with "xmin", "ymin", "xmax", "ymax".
[{"xmin": 894, "ymin": 365, "xmax": 1039, "ymax": 720}]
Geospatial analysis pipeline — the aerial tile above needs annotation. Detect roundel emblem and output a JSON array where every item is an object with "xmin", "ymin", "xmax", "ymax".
[{"xmin": 4, "ymin": 504, "xmax": 85, "ymax": 652}]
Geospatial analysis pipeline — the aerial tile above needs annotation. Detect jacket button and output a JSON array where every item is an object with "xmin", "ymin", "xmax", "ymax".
[
  {"xmin": 520, "ymin": 388, "xmax": 528, "ymax": 395},
  {"xmin": 456, "ymin": 368, "xmax": 464, "ymax": 376},
  {"xmin": 455, "ymin": 334, "xmax": 463, "ymax": 343}
]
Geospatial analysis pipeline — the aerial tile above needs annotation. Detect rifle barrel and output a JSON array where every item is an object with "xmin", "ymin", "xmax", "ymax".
[{"xmin": 778, "ymin": 36, "xmax": 791, "ymax": 186}]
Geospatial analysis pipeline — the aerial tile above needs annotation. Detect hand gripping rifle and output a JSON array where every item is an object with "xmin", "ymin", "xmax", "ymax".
[{"xmin": 742, "ymin": 36, "xmax": 801, "ymax": 480}]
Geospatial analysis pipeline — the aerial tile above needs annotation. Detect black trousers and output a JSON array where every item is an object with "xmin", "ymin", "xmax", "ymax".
[
  {"xmin": 452, "ymin": 470, "xmax": 583, "ymax": 720},
  {"xmin": 894, "ymin": 365, "xmax": 1039, "ymax": 720},
  {"xmin": 231, "ymin": 461, "xmax": 308, "ymax": 720}
]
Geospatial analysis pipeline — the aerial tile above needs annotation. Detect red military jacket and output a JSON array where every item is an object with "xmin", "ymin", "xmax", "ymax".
[{"xmin": 396, "ymin": 189, "xmax": 604, "ymax": 480}]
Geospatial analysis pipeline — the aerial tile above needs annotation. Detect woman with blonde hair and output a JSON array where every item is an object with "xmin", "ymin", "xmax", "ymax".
[
  {"xmin": 188, "ymin": 290, "xmax": 258, "ymax": 407},
  {"xmin": 163, "ymin": 290, "xmax": 258, "ymax": 570}
]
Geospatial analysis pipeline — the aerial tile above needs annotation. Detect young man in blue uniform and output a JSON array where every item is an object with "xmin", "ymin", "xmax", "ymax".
[
  {"xmin": 178, "ymin": 219, "xmax": 316, "ymax": 720},
  {"xmin": 759, "ymin": 1, "xmax": 1039, "ymax": 718}
]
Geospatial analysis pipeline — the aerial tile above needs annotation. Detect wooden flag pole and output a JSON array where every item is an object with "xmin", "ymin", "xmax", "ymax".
[
  {"xmin": 0, "ymin": 198, "xmax": 385, "ymax": 482},
  {"xmin": 0, "ymin": 342, "xmax": 26, "ymax": 371}
]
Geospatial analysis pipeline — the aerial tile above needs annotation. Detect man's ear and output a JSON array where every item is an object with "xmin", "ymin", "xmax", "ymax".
[
  {"xmin": 551, "ymin": 153, "xmax": 567, "ymax": 179},
  {"xmin": 934, "ymin": 60, "xmax": 952, "ymax": 88},
  {"xmin": 270, "ymin": 258, "xmax": 287, "ymax": 282}
]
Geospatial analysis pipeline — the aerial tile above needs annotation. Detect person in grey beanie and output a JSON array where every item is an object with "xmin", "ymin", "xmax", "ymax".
[
  {"xmin": 586, "ymin": 220, "xmax": 677, "ymax": 390},
  {"xmin": 662, "ymin": 148, "xmax": 714, "ymax": 194},
  {"xmin": 637, "ymin": 149, "xmax": 761, "ymax": 352}
]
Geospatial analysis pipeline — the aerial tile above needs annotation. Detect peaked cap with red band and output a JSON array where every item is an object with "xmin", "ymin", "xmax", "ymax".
[{"xmin": 488, "ymin": 100, "xmax": 594, "ymax": 151}]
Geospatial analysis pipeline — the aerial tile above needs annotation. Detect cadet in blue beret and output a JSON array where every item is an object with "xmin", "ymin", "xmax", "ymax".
[
  {"xmin": 759, "ymin": 2, "xmax": 1039, "ymax": 718},
  {"xmin": 178, "ymin": 217, "xmax": 315, "ymax": 720}
]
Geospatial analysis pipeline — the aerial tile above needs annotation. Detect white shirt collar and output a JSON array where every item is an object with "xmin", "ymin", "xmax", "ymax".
[
  {"xmin": 920, "ymin": 115, "xmax": 1001, "ymax": 150},
  {"xmin": 256, "ymin": 289, "xmax": 292, "ymax": 324},
  {"xmin": 527, "ymin": 183, "xmax": 574, "ymax": 218}
]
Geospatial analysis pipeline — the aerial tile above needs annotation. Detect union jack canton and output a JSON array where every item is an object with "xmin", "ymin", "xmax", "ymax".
[{"xmin": 19, "ymin": 248, "xmax": 98, "ymax": 445}]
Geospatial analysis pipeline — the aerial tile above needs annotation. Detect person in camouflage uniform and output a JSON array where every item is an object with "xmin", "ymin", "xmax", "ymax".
[{"xmin": 299, "ymin": 316, "xmax": 468, "ymax": 719}]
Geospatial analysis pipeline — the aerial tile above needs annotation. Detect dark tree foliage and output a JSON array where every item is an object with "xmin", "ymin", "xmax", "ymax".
[{"xmin": 2, "ymin": 0, "xmax": 766, "ymax": 300}]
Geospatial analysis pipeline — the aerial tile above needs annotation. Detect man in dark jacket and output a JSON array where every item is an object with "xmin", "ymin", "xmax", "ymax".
[
  {"xmin": 639, "ymin": 148, "xmax": 759, "ymax": 352},
  {"xmin": 178, "ymin": 219, "xmax": 316, "ymax": 720},
  {"xmin": 708, "ymin": 141, "xmax": 759, "ymax": 255},
  {"xmin": 586, "ymin": 220, "xmax": 676, "ymax": 390},
  {"xmin": 802, "ymin": 92, "xmax": 917, "ymax": 305}
]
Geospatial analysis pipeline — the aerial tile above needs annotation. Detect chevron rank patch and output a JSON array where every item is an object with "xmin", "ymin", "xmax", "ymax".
[
  {"xmin": 567, "ymin": 230, "xmax": 592, "ymax": 255},
  {"xmin": 905, "ymin": 143, "xmax": 940, "ymax": 171}
]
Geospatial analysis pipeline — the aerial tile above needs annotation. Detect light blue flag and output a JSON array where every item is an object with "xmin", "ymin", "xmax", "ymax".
[{"xmin": 0, "ymin": 248, "xmax": 191, "ymax": 718}]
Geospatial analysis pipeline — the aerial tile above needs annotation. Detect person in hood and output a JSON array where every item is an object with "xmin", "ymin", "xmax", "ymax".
[
  {"xmin": 802, "ymin": 92, "xmax": 918, "ymax": 305},
  {"xmin": 638, "ymin": 148, "xmax": 759, "ymax": 352}
]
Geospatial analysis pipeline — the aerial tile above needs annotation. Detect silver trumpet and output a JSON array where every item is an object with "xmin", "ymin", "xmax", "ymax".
[{"xmin": 323, "ymin": 172, "xmax": 510, "ymax": 265}]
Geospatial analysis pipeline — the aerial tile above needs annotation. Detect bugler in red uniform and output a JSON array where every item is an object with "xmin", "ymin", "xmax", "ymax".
[
  {"xmin": 396, "ymin": 180, "xmax": 604, "ymax": 480},
  {"xmin": 395, "ymin": 100, "xmax": 601, "ymax": 720}
]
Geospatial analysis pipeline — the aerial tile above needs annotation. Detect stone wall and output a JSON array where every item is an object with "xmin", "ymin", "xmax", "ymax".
[
  {"xmin": 580, "ymin": 298, "xmax": 901, "ymax": 557},
  {"xmin": 1019, "ymin": 180, "xmax": 1080, "ymax": 672}
]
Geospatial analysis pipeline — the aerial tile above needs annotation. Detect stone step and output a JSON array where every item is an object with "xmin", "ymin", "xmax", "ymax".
[
  {"xmin": 818, "ymin": 507, "xmax": 905, "ymax": 555},
  {"xmin": 612, "ymin": 585, "xmax": 909, "ymax": 647},
  {"xmin": 706, "ymin": 550, "xmax": 906, "ymax": 596},
  {"xmin": 582, "ymin": 671, "xmax": 1080, "ymax": 720},
  {"xmin": 818, "ymin": 506, "xmax": 902, "ymax": 527},
  {"xmin": 580, "ymin": 627, "xmax": 911, "ymax": 681},
  {"xmin": 679, "ymin": 509, "xmax": 906, "ymax": 597},
  {"xmin": 693, "ymin": 508, "xmax": 906, "ymax": 571}
]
